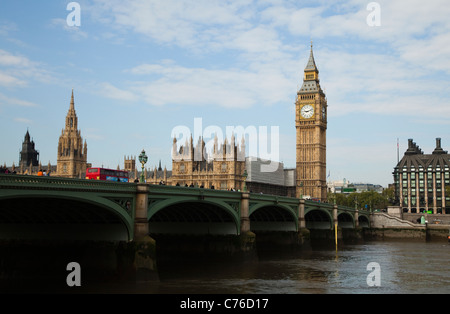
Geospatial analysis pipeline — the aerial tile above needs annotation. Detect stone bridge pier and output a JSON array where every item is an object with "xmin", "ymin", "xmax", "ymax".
[
  {"xmin": 130, "ymin": 184, "xmax": 157, "ymax": 282},
  {"xmin": 233, "ymin": 195, "xmax": 311, "ymax": 255},
  {"xmin": 238, "ymin": 192, "xmax": 256, "ymax": 255}
]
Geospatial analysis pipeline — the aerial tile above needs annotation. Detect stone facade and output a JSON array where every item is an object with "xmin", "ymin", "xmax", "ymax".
[
  {"xmin": 169, "ymin": 134, "xmax": 246, "ymax": 190},
  {"xmin": 2, "ymin": 130, "xmax": 57, "ymax": 176},
  {"xmin": 19, "ymin": 130, "xmax": 39, "ymax": 169},
  {"xmin": 56, "ymin": 90, "xmax": 88, "ymax": 179},
  {"xmin": 125, "ymin": 156, "xmax": 173, "ymax": 185}
]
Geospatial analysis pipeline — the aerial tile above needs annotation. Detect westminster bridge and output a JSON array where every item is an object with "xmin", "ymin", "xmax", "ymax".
[
  {"xmin": 0, "ymin": 174, "xmax": 372, "ymax": 284},
  {"xmin": 0, "ymin": 174, "xmax": 371, "ymax": 242}
]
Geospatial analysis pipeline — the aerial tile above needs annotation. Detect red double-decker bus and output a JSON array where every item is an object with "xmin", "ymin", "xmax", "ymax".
[{"xmin": 86, "ymin": 168, "xmax": 129, "ymax": 183}]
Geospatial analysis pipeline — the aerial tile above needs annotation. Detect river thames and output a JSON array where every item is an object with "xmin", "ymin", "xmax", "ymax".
[{"xmin": 80, "ymin": 239, "xmax": 450, "ymax": 294}]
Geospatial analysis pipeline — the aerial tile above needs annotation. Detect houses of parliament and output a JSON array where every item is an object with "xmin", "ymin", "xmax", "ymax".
[
  {"xmin": 4, "ymin": 90, "xmax": 88, "ymax": 179},
  {"xmin": 2, "ymin": 46, "xmax": 328, "ymax": 202}
]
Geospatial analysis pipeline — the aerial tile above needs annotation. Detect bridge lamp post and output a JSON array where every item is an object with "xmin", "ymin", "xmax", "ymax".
[
  {"xmin": 333, "ymin": 184, "xmax": 337, "ymax": 205},
  {"xmin": 139, "ymin": 149, "xmax": 148, "ymax": 183},
  {"xmin": 243, "ymin": 169, "xmax": 248, "ymax": 192}
]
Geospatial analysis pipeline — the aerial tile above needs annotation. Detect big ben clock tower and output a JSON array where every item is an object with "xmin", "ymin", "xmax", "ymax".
[{"xmin": 296, "ymin": 43, "xmax": 327, "ymax": 201}]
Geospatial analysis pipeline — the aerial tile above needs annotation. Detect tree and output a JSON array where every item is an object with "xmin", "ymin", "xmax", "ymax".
[
  {"xmin": 328, "ymin": 190, "xmax": 391, "ymax": 211},
  {"xmin": 382, "ymin": 187, "xmax": 395, "ymax": 206}
]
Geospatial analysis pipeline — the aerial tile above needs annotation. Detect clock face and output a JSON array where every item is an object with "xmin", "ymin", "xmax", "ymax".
[{"xmin": 301, "ymin": 105, "xmax": 314, "ymax": 119}]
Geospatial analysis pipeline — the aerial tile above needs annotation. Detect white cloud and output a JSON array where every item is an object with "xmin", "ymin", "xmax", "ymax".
[
  {"xmin": 14, "ymin": 117, "xmax": 32, "ymax": 124},
  {"xmin": 0, "ymin": 20, "xmax": 18, "ymax": 37},
  {"xmin": 0, "ymin": 92, "xmax": 39, "ymax": 107},
  {"xmin": 229, "ymin": 25, "xmax": 280, "ymax": 54},
  {"xmin": 0, "ymin": 72, "xmax": 26, "ymax": 87},
  {"xmin": 90, "ymin": 0, "xmax": 250, "ymax": 49},
  {"xmin": 98, "ymin": 82, "xmax": 139, "ymax": 102},
  {"xmin": 0, "ymin": 50, "xmax": 33, "ymax": 87},
  {"xmin": 125, "ymin": 61, "xmax": 294, "ymax": 108},
  {"xmin": 317, "ymin": 48, "xmax": 450, "ymax": 118},
  {"xmin": 284, "ymin": 0, "xmax": 450, "ymax": 45},
  {"xmin": 0, "ymin": 49, "xmax": 32, "ymax": 67},
  {"xmin": 50, "ymin": 18, "xmax": 88, "ymax": 40},
  {"xmin": 0, "ymin": 49, "xmax": 55, "ymax": 86},
  {"xmin": 86, "ymin": 0, "xmax": 450, "ymax": 117},
  {"xmin": 396, "ymin": 32, "xmax": 450, "ymax": 74}
]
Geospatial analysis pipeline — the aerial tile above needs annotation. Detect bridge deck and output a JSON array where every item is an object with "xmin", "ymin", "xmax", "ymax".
[{"xmin": 0, "ymin": 174, "xmax": 371, "ymax": 240}]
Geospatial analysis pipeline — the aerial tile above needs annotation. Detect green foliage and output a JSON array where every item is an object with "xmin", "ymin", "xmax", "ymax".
[{"xmin": 328, "ymin": 187, "xmax": 394, "ymax": 211}]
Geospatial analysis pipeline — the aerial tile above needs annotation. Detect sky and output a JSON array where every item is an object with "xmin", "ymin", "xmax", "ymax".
[{"xmin": 1, "ymin": 0, "xmax": 450, "ymax": 188}]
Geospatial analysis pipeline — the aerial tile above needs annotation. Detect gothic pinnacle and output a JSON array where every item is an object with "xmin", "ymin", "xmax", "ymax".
[{"xmin": 70, "ymin": 88, "xmax": 75, "ymax": 110}]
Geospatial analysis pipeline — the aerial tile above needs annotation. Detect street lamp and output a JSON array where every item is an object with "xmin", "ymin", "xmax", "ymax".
[
  {"xmin": 243, "ymin": 169, "xmax": 248, "ymax": 192},
  {"xmin": 138, "ymin": 149, "xmax": 148, "ymax": 183}
]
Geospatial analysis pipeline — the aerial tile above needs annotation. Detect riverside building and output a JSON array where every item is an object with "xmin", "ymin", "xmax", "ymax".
[{"xmin": 393, "ymin": 138, "xmax": 450, "ymax": 214}]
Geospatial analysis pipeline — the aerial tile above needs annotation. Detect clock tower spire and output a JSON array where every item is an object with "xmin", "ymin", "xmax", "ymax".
[{"xmin": 295, "ymin": 43, "xmax": 328, "ymax": 202}]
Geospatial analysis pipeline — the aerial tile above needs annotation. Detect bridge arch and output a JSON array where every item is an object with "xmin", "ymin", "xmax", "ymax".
[
  {"xmin": 0, "ymin": 194, "xmax": 134, "ymax": 241},
  {"xmin": 338, "ymin": 212, "xmax": 355, "ymax": 229},
  {"xmin": 358, "ymin": 215, "xmax": 370, "ymax": 228},
  {"xmin": 249, "ymin": 203, "xmax": 298, "ymax": 232},
  {"xmin": 305, "ymin": 209, "xmax": 333, "ymax": 230},
  {"xmin": 148, "ymin": 199, "xmax": 240, "ymax": 235}
]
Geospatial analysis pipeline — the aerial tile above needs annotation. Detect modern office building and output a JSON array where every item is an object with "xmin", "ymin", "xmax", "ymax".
[{"xmin": 245, "ymin": 157, "xmax": 296, "ymax": 197}]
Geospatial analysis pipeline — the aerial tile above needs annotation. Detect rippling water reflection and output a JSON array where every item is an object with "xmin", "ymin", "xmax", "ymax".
[
  {"xmin": 134, "ymin": 240, "xmax": 450, "ymax": 294},
  {"xmin": 23, "ymin": 240, "xmax": 447, "ymax": 294}
]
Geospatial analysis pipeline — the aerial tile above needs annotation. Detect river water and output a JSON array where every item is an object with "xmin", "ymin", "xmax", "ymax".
[{"xmin": 86, "ymin": 240, "xmax": 450, "ymax": 294}]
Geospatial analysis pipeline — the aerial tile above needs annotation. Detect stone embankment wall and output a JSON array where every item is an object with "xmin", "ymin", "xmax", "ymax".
[{"xmin": 369, "ymin": 207, "xmax": 449, "ymax": 241}]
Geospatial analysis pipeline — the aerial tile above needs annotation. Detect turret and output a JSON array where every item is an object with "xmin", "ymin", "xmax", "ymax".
[
  {"xmin": 432, "ymin": 138, "xmax": 448, "ymax": 155},
  {"xmin": 298, "ymin": 42, "xmax": 323, "ymax": 95}
]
